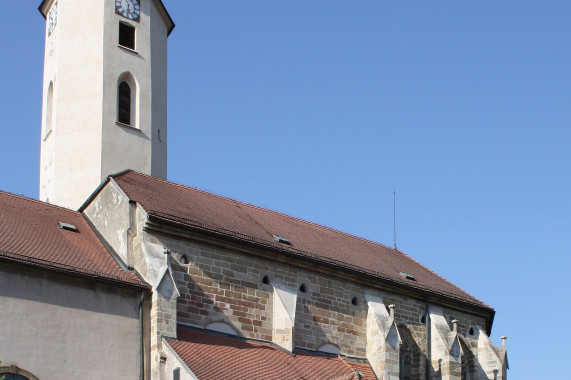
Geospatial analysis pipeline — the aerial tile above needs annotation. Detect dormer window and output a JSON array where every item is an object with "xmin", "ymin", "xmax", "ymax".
[{"xmin": 119, "ymin": 22, "xmax": 136, "ymax": 50}]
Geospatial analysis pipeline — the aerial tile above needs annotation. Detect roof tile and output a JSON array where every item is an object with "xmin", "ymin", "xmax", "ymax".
[
  {"xmin": 112, "ymin": 171, "xmax": 489, "ymax": 308},
  {"xmin": 0, "ymin": 190, "xmax": 145, "ymax": 287},
  {"xmin": 166, "ymin": 327, "xmax": 376, "ymax": 380}
]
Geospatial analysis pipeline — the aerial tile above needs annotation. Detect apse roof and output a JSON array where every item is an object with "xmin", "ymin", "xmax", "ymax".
[
  {"xmin": 108, "ymin": 170, "xmax": 491, "ymax": 310},
  {"xmin": 0, "ymin": 190, "xmax": 147, "ymax": 289},
  {"xmin": 165, "ymin": 327, "xmax": 376, "ymax": 380}
]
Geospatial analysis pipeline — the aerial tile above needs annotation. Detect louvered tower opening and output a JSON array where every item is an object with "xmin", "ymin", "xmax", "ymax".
[
  {"xmin": 119, "ymin": 22, "xmax": 136, "ymax": 50},
  {"xmin": 118, "ymin": 82, "xmax": 131, "ymax": 125}
]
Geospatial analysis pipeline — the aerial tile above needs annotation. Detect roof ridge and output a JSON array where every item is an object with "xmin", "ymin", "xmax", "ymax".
[
  {"xmin": 0, "ymin": 190, "xmax": 79, "ymax": 214},
  {"xmin": 117, "ymin": 171, "xmax": 398, "ymax": 252}
]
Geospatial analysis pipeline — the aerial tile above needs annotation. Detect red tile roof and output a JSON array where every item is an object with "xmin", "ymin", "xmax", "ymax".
[
  {"xmin": 0, "ymin": 190, "xmax": 147, "ymax": 288},
  {"xmin": 110, "ymin": 170, "xmax": 490, "ymax": 309},
  {"xmin": 166, "ymin": 328, "xmax": 376, "ymax": 380}
]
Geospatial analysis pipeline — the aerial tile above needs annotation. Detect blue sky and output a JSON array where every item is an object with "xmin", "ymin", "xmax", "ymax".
[{"xmin": 2, "ymin": 2, "xmax": 571, "ymax": 378}]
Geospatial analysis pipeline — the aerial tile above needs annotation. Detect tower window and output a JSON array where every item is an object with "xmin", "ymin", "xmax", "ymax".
[
  {"xmin": 45, "ymin": 81, "xmax": 54, "ymax": 138},
  {"xmin": 118, "ymin": 82, "xmax": 131, "ymax": 125},
  {"xmin": 119, "ymin": 22, "xmax": 136, "ymax": 50}
]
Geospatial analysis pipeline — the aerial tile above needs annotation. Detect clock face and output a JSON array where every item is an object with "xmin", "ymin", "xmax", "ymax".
[
  {"xmin": 115, "ymin": 0, "xmax": 141, "ymax": 21},
  {"xmin": 48, "ymin": 2, "xmax": 58, "ymax": 35}
]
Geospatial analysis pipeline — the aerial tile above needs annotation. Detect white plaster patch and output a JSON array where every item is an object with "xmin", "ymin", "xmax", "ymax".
[
  {"xmin": 273, "ymin": 284, "xmax": 297, "ymax": 320},
  {"xmin": 141, "ymin": 241, "xmax": 168, "ymax": 285}
]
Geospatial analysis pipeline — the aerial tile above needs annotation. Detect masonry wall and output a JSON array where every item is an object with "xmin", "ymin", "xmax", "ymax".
[
  {"xmin": 0, "ymin": 263, "xmax": 143, "ymax": 380},
  {"xmin": 148, "ymin": 229, "xmax": 487, "ymax": 371}
]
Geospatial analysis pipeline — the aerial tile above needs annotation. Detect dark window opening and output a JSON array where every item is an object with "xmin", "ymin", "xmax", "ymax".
[
  {"xmin": 118, "ymin": 81, "xmax": 131, "ymax": 125},
  {"xmin": 299, "ymin": 283, "xmax": 307, "ymax": 293},
  {"xmin": 119, "ymin": 22, "xmax": 136, "ymax": 49},
  {"xmin": 0, "ymin": 374, "xmax": 30, "ymax": 380},
  {"xmin": 351, "ymin": 296, "xmax": 359, "ymax": 306},
  {"xmin": 399, "ymin": 343, "xmax": 412, "ymax": 380},
  {"xmin": 262, "ymin": 275, "xmax": 270, "ymax": 285}
]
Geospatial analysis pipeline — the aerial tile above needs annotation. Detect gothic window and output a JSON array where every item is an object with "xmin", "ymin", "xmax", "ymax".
[
  {"xmin": 461, "ymin": 359, "xmax": 468, "ymax": 380},
  {"xmin": 45, "ymin": 81, "xmax": 54, "ymax": 138},
  {"xmin": 399, "ymin": 341, "xmax": 412, "ymax": 380},
  {"xmin": 119, "ymin": 22, "xmax": 136, "ymax": 50},
  {"xmin": 118, "ymin": 81, "xmax": 131, "ymax": 125}
]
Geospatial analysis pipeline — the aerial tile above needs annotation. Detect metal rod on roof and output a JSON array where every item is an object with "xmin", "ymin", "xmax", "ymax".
[{"xmin": 393, "ymin": 190, "xmax": 397, "ymax": 250}]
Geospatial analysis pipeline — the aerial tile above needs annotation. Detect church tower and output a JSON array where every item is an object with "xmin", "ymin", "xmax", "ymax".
[{"xmin": 38, "ymin": 0, "xmax": 174, "ymax": 209}]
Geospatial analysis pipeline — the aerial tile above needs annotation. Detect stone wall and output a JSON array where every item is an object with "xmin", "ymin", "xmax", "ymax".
[{"xmin": 148, "ymin": 228, "xmax": 488, "ymax": 369}]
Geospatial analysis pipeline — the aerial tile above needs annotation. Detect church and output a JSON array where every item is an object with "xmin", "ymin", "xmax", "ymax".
[{"xmin": 0, "ymin": 1, "xmax": 508, "ymax": 379}]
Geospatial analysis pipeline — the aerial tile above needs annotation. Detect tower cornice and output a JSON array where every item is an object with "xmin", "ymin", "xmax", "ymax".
[{"xmin": 39, "ymin": 0, "xmax": 175, "ymax": 35}]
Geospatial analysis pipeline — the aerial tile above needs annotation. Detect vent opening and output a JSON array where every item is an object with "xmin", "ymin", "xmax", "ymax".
[
  {"xmin": 469, "ymin": 327, "xmax": 475, "ymax": 336},
  {"xmin": 262, "ymin": 275, "xmax": 270, "ymax": 285},
  {"xmin": 351, "ymin": 296, "xmax": 359, "ymax": 306},
  {"xmin": 59, "ymin": 221, "xmax": 78, "ymax": 232},
  {"xmin": 299, "ymin": 283, "xmax": 307, "ymax": 293},
  {"xmin": 273, "ymin": 234, "xmax": 291, "ymax": 245},
  {"xmin": 399, "ymin": 272, "xmax": 416, "ymax": 281},
  {"xmin": 421, "ymin": 314, "xmax": 427, "ymax": 324}
]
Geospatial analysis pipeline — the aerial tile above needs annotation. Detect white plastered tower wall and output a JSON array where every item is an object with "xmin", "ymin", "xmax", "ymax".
[{"xmin": 39, "ymin": 0, "xmax": 172, "ymax": 210}]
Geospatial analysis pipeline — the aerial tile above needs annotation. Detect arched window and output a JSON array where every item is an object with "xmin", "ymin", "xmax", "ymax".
[
  {"xmin": 317, "ymin": 343, "xmax": 341, "ymax": 355},
  {"xmin": 205, "ymin": 321, "xmax": 240, "ymax": 336},
  {"xmin": 397, "ymin": 325, "xmax": 419, "ymax": 380},
  {"xmin": 0, "ymin": 365, "xmax": 39, "ymax": 380},
  {"xmin": 118, "ymin": 81, "xmax": 131, "ymax": 125},
  {"xmin": 0, "ymin": 374, "xmax": 30, "ymax": 380},
  {"xmin": 461, "ymin": 356, "xmax": 468, "ymax": 380},
  {"xmin": 45, "ymin": 81, "xmax": 54, "ymax": 138},
  {"xmin": 459, "ymin": 337, "xmax": 476, "ymax": 380},
  {"xmin": 399, "ymin": 341, "xmax": 412, "ymax": 380}
]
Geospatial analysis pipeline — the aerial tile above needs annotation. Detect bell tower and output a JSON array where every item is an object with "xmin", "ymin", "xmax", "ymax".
[{"xmin": 38, "ymin": 0, "xmax": 174, "ymax": 209}]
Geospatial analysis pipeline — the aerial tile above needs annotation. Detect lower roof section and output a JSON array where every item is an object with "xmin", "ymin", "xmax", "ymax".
[
  {"xmin": 165, "ymin": 326, "xmax": 376, "ymax": 380},
  {"xmin": 0, "ymin": 190, "xmax": 147, "ymax": 289}
]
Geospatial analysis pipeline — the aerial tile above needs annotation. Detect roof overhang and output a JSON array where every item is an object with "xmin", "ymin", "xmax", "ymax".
[
  {"xmin": 145, "ymin": 211, "xmax": 496, "ymax": 328},
  {"xmin": 0, "ymin": 249, "xmax": 150, "ymax": 291}
]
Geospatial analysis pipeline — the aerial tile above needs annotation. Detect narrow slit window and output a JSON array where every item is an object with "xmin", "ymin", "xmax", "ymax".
[
  {"xmin": 45, "ymin": 81, "xmax": 54, "ymax": 137},
  {"xmin": 118, "ymin": 81, "xmax": 131, "ymax": 125},
  {"xmin": 119, "ymin": 22, "xmax": 136, "ymax": 50}
]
